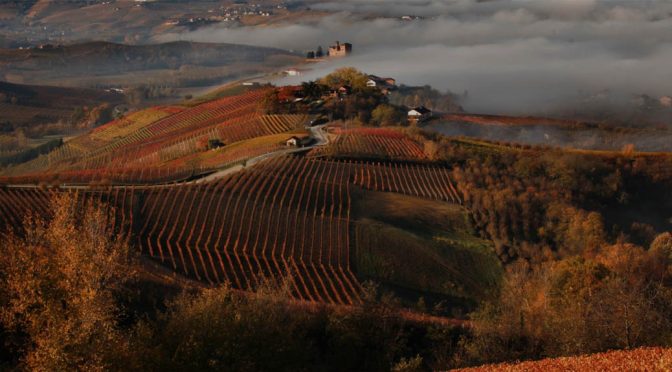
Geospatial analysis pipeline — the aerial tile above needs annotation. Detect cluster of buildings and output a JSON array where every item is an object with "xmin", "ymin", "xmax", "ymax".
[
  {"xmin": 219, "ymin": 3, "xmax": 276, "ymax": 19},
  {"xmin": 165, "ymin": 2, "xmax": 286, "ymax": 26},
  {"xmin": 274, "ymin": 71, "xmax": 434, "ymax": 124},
  {"xmin": 365, "ymin": 75, "xmax": 433, "ymax": 123}
]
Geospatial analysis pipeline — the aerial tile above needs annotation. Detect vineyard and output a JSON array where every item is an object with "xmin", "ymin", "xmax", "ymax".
[
  {"xmin": 0, "ymin": 87, "xmax": 312, "ymax": 185},
  {"xmin": 313, "ymin": 127, "xmax": 428, "ymax": 160},
  {"xmin": 440, "ymin": 113, "xmax": 594, "ymax": 128},
  {"xmin": 90, "ymin": 107, "xmax": 180, "ymax": 141},
  {"xmin": 0, "ymin": 154, "xmax": 464, "ymax": 306},
  {"xmin": 349, "ymin": 160, "xmax": 461, "ymax": 203},
  {"xmin": 160, "ymin": 132, "xmax": 295, "ymax": 171},
  {"xmin": 1, "ymin": 88, "xmax": 269, "ymax": 173},
  {"xmin": 0, "ymin": 84, "xmax": 478, "ymax": 308}
]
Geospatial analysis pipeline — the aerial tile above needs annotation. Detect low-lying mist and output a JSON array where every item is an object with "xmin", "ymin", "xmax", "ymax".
[
  {"xmin": 157, "ymin": 0, "xmax": 672, "ymax": 123},
  {"xmin": 428, "ymin": 119, "xmax": 672, "ymax": 152}
]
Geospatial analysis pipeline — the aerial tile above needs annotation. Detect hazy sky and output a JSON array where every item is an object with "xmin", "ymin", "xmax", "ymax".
[{"xmin": 158, "ymin": 0, "xmax": 672, "ymax": 114}]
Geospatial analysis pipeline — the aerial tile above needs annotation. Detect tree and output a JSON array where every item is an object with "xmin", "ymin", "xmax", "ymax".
[
  {"xmin": 259, "ymin": 89, "xmax": 281, "ymax": 114},
  {"xmin": 648, "ymin": 233, "xmax": 672, "ymax": 284},
  {"xmin": 134, "ymin": 280, "xmax": 318, "ymax": 371},
  {"xmin": 371, "ymin": 104, "xmax": 400, "ymax": 126},
  {"xmin": 316, "ymin": 46, "xmax": 324, "ymax": 58},
  {"xmin": 301, "ymin": 81, "xmax": 326, "ymax": 100},
  {"xmin": 320, "ymin": 67, "xmax": 369, "ymax": 91},
  {"xmin": 0, "ymin": 194, "xmax": 137, "ymax": 370},
  {"xmin": 463, "ymin": 252, "xmax": 672, "ymax": 365}
]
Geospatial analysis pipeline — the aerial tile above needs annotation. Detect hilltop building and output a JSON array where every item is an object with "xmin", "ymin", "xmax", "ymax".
[
  {"xmin": 408, "ymin": 106, "xmax": 432, "ymax": 124},
  {"xmin": 328, "ymin": 41, "xmax": 352, "ymax": 57}
]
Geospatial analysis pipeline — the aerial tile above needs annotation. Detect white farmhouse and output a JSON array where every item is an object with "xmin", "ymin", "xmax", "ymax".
[{"xmin": 407, "ymin": 106, "xmax": 432, "ymax": 124}]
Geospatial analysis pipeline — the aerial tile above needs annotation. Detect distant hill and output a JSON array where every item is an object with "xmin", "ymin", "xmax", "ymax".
[
  {"xmin": 0, "ymin": 81, "xmax": 123, "ymax": 133},
  {"xmin": 0, "ymin": 0, "xmax": 321, "ymax": 47},
  {"xmin": 0, "ymin": 41, "xmax": 301, "ymax": 89}
]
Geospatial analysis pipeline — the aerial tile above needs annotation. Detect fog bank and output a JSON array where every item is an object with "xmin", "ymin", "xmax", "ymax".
[{"xmin": 157, "ymin": 0, "xmax": 672, "ymax": 117}]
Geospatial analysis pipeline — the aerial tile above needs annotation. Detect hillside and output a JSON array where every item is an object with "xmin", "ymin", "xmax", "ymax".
[
  {"xmin": 0, "ymin": 74, "xmax": 671, "ymax": 369},
  {"xmin": 0, "ymin": 0, "xmax": 327, "ymax": 48},
  {"xmin": 0, "ymin": 81, "xmax": 124, "ymax": 166},
  {"xmin": 0, "ymin": 81, "xmax": 123, "ymax": 129},
  {"xmin": 0, "ymin": 41, "xmax": 301, "ymax": 90},
  {"xmin": 0, "ymin": 82, "xmax": 497, "ymax": 313}
]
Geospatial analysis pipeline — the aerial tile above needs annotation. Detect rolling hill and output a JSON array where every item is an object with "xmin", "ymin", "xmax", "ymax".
[
  {"xmin": 0, "ymin": 83, "xmax": 500, "ymax": 314},
  {"xmin": 0, "ymin": 81, "xmax": 123, "ymax": 129},
  {"xmin": 0, "ymin": 75, "xmax": 671, "ymax": 370}
]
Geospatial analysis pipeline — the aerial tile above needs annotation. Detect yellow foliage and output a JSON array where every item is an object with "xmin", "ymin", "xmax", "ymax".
[{"xmin": 0, "ymin": 193, "xmax": 137, "ymax": 371}]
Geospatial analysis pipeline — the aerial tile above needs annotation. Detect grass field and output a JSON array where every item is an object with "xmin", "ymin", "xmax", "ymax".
[{"xmin": 352, "ymin": 190, "xmax": 501, "ymax": 312}]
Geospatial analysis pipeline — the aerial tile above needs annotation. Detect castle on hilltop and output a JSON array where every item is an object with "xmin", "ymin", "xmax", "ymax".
[{"xmin": 328, "ymin": 41, "xmax": 352, "ymax": 57}]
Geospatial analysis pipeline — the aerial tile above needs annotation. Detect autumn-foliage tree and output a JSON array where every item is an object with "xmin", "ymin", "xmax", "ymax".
[
  {"xmin": 371, "ymin": 104, "xmax": 404, "ymax": 126},
  {"xmin": 259, "ymin": 89, "xmax": 281, "ymax": 114},
  {"xmin": 319, "ymin": 67, "xmax": 369, "ymax": 91},
  {"xmin": 0, "ymin": 194, "xmax": 137, "ymax": 371},
  {"xmin": 462, "ymin": 239, "xmax": 672, "ymax": 365},
  {"xmin": 133, "ymin": 279, "xmax": 317, "ymax": 371}
]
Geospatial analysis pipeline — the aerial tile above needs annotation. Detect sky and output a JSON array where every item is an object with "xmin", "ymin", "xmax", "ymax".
[{"xmin": 157, "ymin": 0, "xmax": 672, "ymax": 115}]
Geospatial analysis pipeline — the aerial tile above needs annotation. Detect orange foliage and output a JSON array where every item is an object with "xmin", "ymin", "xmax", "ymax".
[{"xmin": 456, "ymin": 347, "xmax": 672, "ymax": 372}]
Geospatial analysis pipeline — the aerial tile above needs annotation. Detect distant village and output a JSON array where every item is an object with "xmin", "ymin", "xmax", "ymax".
[{"xmin": 165, "ymin": 2, "xmax": 288, "ymax": 26}]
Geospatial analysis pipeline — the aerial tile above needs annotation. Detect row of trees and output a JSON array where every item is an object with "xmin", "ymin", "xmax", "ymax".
[{"xmin": 305, "ymin": 45, "xmax": 325, "ymax": 59}]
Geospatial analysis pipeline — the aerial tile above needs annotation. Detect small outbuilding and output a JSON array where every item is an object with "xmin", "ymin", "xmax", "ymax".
[
  {"xmin": 407, "ymin": 106, "xmax": 432, "ymax": 124},
  {"xmin": 286, "ymin": 134, "xmax": 312, "ymax": 147},
  {"xmin": 338, "ymin": 85, "xmax": 352, "ymax": 95},
  {"xmin": 366, "ymin": 75, "xmax": 397, "ymax": 94}
]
